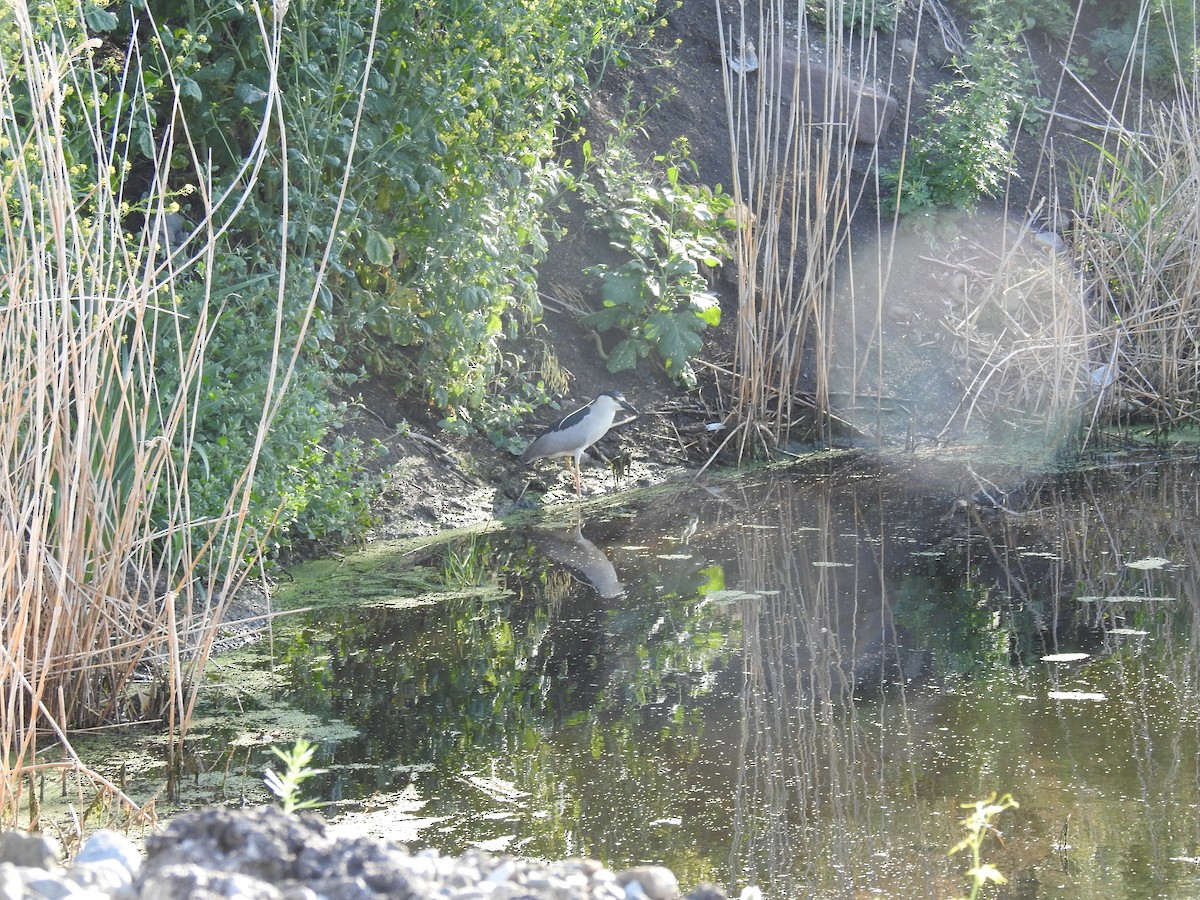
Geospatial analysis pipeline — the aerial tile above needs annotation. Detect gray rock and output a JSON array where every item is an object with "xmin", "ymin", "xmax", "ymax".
[
  {"xmin": 66, "ymin": 858, "xmax": 133, "ymax": 895},
  {"xmin": 140, "ymin": 807, "xmax": 328, "ymax": 886},
  {"xmin": 0, "ymin": 864, "xmax": 21, "ymax": 900},
  {"xmin": 74, "ymin": 831, "xmax": 140, "ymax": 875},
  {"xmin": 593, "ymin": 882, "xmax": 627, "ymax": 900},
  {"xmin": 0, "ymin": 829, "xmax": 60, "ymax": 870},
  {"xmin": 617, "ymin": 866, "xmax": 679, "ymax": 900},
  {"xmin": 20, "ymin": 871, "xmax": 83, "ymax": 899},
  {"xmin": 118, "ymin": 811, "xmax": 700, "ymax": 900},
  {"xmin": 68, "ymin": 830, "xmax": 141, "ymax": 898},
  {"xmin": 139, "ymin": 864, "xmax": 284, "ymax": 899}
]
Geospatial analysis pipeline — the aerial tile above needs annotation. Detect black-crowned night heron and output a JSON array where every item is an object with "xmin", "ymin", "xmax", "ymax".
[{"xmin": 521, "ymin": 391, "xmax": 638, "ymax": 495}]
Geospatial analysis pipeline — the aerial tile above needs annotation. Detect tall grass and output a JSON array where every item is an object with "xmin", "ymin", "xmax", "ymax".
[{"xmin": 0, "ymin": 0, "xmax": 344, "ymax": 826}]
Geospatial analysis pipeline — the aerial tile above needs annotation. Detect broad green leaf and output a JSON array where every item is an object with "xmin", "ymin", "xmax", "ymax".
[
  {"xmin": 645, "ymin": 310, "xmax": 703, "ymax": 370},
  {"xmin": 690, "ymin": 292, "xmax": 721, "ymax": 325},
  {"xmin": 83, "ymin": 2, "xmax": 118, "ymax": 31},
  {"xmin": 365, "ymin": 231, "xmax": 395, "ymax": 267},
  {"xmin": 600, "ymin": 271, "xmax": 647, "ymax": 308},
  {"xmin": 606, "ymin": 338, "xmax": 642, "ymax": 373},
  {"xmin": 178, "ymin": 76, "xmax": 203, "ymax": 102},
  {"xmin": 582, "ymin": 307, "xmax": 624, "ymax": 331}
]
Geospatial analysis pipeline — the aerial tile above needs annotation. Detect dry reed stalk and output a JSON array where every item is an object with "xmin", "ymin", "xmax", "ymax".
[
  {"xmin": 723, "ymin": 472, "xmax": 942, "ymax": 894},
  {"xmin": 1023, "ymin": 3, "xmax": 1200, "ymax": 442},
  {"xmin": 0, "ymin": 0, "xmax": 367, "ymax": 827},
  {"xmin": 716, "ymin": 0, "xmax": 903, "ymax": 455},
  {"xmin": 935, "ymin": 211, "xmax": 1090, "ymax": 443},
  {"xmin": 1072, "ymin": 76, "xmax": 1200, "ymax": 438}
]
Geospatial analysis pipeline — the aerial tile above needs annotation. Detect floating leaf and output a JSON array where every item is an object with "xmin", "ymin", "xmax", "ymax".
[
  {"xmin": 1126, "ymin": 556, "xmax": 1170, "ymax": 570},
  {"xmin": 1077, "ymin": 595, "xmax": 1175, "ymax": 603},
  {"xmin": 1048, "ymin": 691, "xmax": 1107, "ymax": 702},
  {"xmin": 705, "ymin": 589, "xmax": 761, "ymax": 604}
]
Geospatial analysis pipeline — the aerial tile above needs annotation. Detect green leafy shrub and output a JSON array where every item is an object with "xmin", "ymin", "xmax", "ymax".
[
  {"xmin": 951, "ymin": 0, "xmax": 1074, "ymax": 39},
  {"xmin": 71, "ymin": 0, "xmax": 659, "ymax": 552},
  {"xmin": 1090, "ymin": 0, "xmax": 1197, "ymax": 89},
  {"xmin": 154, "ymin": 260, "xmax": 376, "ymax": 558},
  {"xmin": 579, "ymin": 131, "xmax": 734, "ymax": 387},
  {"xmin": 806, "ymin": 0, "xmax": 905, "ymax": 32},
  {"xmin": 137, "ymin": 0, "xmax": 659, "ymax": 412},
  {"xmin": 1071, "ymin": 113, "xmax": 1200, "ymax": 425},
  {"xmin": 883, "ymin": 33, "xmax": 1027, "ymax": 216}
]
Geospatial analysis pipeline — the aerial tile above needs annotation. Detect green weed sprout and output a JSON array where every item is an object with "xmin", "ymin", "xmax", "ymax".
[
  {"xmin": 949, "ymin": 792, "xmax": 1019, "ymax": 900},
  {"xmin": 264, "ymin": 739, "xmax": 328, "ymax": 813}
]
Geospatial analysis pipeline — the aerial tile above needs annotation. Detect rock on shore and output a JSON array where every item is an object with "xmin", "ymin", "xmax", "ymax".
[{"xmin": 0, "ymin": 806, "xmax": 739, "ymax": 899}]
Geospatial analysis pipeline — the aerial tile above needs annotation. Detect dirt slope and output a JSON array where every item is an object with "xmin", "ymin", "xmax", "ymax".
[{"xmin": 340, "ymin": 0, "xmax": 1115, "ymax": 542}]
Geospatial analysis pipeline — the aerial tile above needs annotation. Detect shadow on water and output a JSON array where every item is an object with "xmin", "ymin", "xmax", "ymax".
[{"xmin": 162, "ymin": 452, "xmax": 1200, "ymax": 897}]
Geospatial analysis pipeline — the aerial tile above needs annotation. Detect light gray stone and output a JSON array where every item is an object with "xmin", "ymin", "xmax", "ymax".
[
  {"xmin": 0, "ymin": 830, "xmax": 60, "ymax": 870},
  {"xmin": 66, "ymin": 857, "xmax": 133, "ymax": 894},
  {"xmin": 139, "ymin": 864, "xmax": 284, "ymax": 900},
  {"xmin": 20, "ymin": 871, "xmax": 84, "ymax": 899},
  {"xmin": 73, "ymin": 831, "xmax": 140, "ymax": 876},
  {"xmin": 617, "ymin": 865, "xmax": 679, "ymax": 900},
  {"xmin": 0, "ymin": 863, "xmax": 23, "ymax": 900}
]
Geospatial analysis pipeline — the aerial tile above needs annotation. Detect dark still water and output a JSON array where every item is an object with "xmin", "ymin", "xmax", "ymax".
[{"xmin": 193, "ymin": 452, "xmax": 1200, "ymax": 898}]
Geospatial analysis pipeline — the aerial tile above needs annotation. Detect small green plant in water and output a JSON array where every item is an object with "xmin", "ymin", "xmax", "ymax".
[
  {"xmin": 264, "ymin": 739, "xmax": 328, "ymax": 814},
  {"xmin": 949, "ymin": 792, "xmax": 1019, "ymax": 899}
]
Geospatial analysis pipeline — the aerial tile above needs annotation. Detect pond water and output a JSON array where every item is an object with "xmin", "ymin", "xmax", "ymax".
[{"xmin": 170, "ymin": 451, "xmax": 1200, "ymax": 898}]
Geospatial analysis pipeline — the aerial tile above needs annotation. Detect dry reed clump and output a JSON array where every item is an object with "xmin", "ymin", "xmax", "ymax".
[
  {"xmin": 715, "ymin": 0, "xmax": 1200, "ymax": 457},
  {"xmin": 715, "ymin": 0, "xmax": 891, "ymax": 458},
  {"xmin": 0, "ymin": 0, "xmax": 330, "ymax": 828},
  {"xmin": 937, "ymin": 219, "xmax": 1089, "ymax": 443},
  {"xmin": 1072, "ymin": 96, "xmax": 1200, "ymax": 436}
]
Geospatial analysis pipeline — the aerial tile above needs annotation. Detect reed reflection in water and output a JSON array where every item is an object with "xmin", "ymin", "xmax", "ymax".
[
  {"xmin": 699, "ymin": 463, "xmax": 953, "ymax": 898},
  {"xmin": 669, "ymin": 456, "xmax": 1200, "ymax": 898}
]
